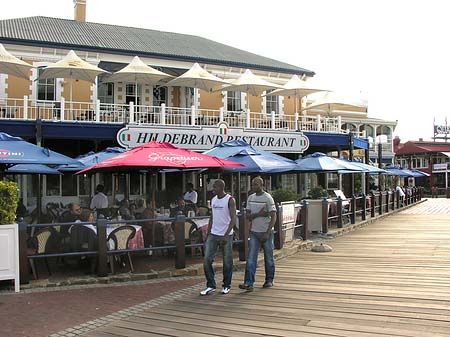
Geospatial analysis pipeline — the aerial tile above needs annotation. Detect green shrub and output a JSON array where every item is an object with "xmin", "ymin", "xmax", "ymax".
[
  {"xmin": 308, "ymin": 186, "xmax": 329, "ymax": 199},
  {"xmin": 0, "ymin": 181, "xmax": 19, "ymax": 224},
  {"xmin": 271, "ymin": 189, "xmax": 299, "ymax": 204}
]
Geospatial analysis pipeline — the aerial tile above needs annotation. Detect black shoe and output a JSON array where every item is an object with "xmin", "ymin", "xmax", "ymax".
[
  {"xmin": 262, "ymin": 281, "xmax": 273, "ymax": 288},
  {"xmin": 238, "ymin": 283, "xmax": 254, "ymax": 291}
]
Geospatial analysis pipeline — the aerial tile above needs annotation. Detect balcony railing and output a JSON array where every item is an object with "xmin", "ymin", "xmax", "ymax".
[{"xmin": 0, "ymin": 96, "xmax": 361, "ymax": 135}]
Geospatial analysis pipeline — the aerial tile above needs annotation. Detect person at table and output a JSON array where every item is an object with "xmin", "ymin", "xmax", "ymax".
[
  {"xmin": 118, "ymin": 199, "xmax": 133, "ymax": 220},
  {"xmin": 60, "ymin": 203, "xmax": 82, "ymax": 223},
  {"xmin": 71, "ymin": 209, "xmax": 97, "ymax": 273},
  {"xmin": 133, "ymin": 198, "xmax": 146, "ymax": 219},
  {"xmin": 90, "ymin": 184, "xmax": 108, "ymax": 210},
  {"xmin": 201, "ymin": 179, "xmax": 236, "ymax": 296},
  {"xmin": 239, "ymin": 177, "xmax": 277, "ymax": 292},
  {"xmin": 170, "ymin": 197, "xmax": 195, "ymax": 218},
  {"xmin": 183, "ymin": 183, "xmax": 198, "ymax": 207},
  {"xmin": 141, "ymin": 201, "xmax": 162, "ymax": 247}
]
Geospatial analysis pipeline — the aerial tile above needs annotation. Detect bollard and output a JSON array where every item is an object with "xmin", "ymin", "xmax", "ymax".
[
  {"xmin": 174, "ymin": 214, "xmax": 186, "ymax": 269},
  {"xmin": 351, "ymin": 195, "xmax": 356, "ymax": 224},
  {"xmin": 301, "ymin": 200, "xmax": 309, "ymax": 241},
  {"xmin": 274, "ymin": 203, "xmax": 283, "ymax": 250},
  {"xmin": 239, "ymin": 210, "xmax": 248, "ymax": 261},
  {"xmin": 361, "ymin": 193, "xmax": 367, "ymax": 221},
  {"xmin": 96, "ymin": 216, "xmax": 108, "ymax": 277},
  {"xmin": 337, "ymin": 196, "xmax": 343, "ymax": 228},
  {"xmin": 321, "ymin": 198, "xmax": 329, "ymax": 234},
  {"xmin": 18, "ymin": 218, "xmax": 29, "ymax": 285}
]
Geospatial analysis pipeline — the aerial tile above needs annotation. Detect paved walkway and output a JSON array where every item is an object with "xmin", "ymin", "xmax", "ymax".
[{"xmin": 76, "ymin": 198, "xmax": 450, "ymax": 337}]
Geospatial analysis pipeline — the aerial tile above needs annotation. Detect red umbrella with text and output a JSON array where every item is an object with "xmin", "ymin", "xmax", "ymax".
[{"xmin": 76, "ymin": 141, "xmax": 243, "ymax": 208}]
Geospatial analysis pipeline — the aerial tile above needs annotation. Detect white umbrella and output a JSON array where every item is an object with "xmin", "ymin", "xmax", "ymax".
[
  {"xmin": 221, "ymin": 69, "xmax": 281, "ymax": 110},
  {"xmin": 301, "ymin": 91, "xmax": 367, "ymax": 116},
  {"xmin": 166, "ymin": 62, "xmax": 230, "ymax": 92},
  {"xmin": 106, "ymin": 56, "xmax": 173, "ymax": 105},
  {"xmin": 263, "ymin": 74, "xmax": 328, "ymax": 114},
  {"xmin": 0, "ymin": 43, "xmax": 33, "ymax": 80},
  {"xmin": 39, "ymin": 50, "xmax": 108, "ymax": 107}
]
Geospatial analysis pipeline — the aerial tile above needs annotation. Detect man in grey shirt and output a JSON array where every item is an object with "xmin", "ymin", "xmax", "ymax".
[{"xmin": 239, "ymin": 177, "xmax": 277, "ymax": 291}]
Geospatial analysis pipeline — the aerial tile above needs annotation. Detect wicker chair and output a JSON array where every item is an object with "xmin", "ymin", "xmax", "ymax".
[
  {"xmin": 28, "ymin": 227, "xmax": 56, "ymax": 279},
  {"xmin": 107, "ymin": 225, "xmax": 136, "ymax": 274}
]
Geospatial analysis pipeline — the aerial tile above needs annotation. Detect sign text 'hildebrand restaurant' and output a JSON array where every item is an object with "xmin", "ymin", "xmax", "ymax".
[{"xmin": 117, "ymin": 123, "xmax": 309, "ymax": 153}]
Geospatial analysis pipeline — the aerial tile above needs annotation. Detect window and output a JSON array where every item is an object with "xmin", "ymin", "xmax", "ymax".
[
  {"xmin": 37, "ymin": 67, "xmax": 55, "ymax": 101},
  {"xmin": 265, "ymin": 90, "xmax": 279, "ymax": 115},
  {"xmin": 130, "ymin": 172, "xmax": 141, "ymax": 195},
  {"xmin": 360, "ymin": 124, "xmax": 374, "ymax": 138},
  {"xmin": 126, "ymin": 84, "xmax": 142, "ymax": 105},
  {"xmin": 62, "ymin": 173, "xmax": 77, "ymax": 196},
  {"xmin": 153, "ymin": 86, "xmax": 167, "ymax": 106},
  {"xmin": 326, "ymin": 173, "xmax": 339, "ymax": 190},
  {"xmin": 98, "ymin": 82, "xmax": 114, "ymax": 103},
  {"xmin": 341, "ymin": 123, "xmax": 357, "ymax": 132},
  {"xmin": 46, "ymin": 175, "xmax": 60, "ymax": 196},
  {"xmin": 227, "ymin": 91, "xmax": 241, "ymax": 112},
  {"xmin": 79, "ymin": 175, "xmax": 90, "ymax": 196}
]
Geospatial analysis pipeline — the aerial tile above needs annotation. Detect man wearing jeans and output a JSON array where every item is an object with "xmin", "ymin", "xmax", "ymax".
[
  {"xmin": 239, "ymin": 177, "xmax": 277, "ymax": 291},
  {"xmin": 200, "ymin": 179, "xmax": 236, "ymax": 296}
]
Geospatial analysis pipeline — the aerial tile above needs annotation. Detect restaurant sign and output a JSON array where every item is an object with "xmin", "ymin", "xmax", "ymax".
[{"xmin": 117, "ymin": 122, "xmax": 309, "ymax": 153}]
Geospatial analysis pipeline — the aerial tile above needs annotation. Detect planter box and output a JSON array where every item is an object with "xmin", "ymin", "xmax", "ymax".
[
  {"xmin": 0, "ymin": 224, "xmax": 20, "ymax": 292},
  {"xmin": 306, "ymin": 199, "xmax": 330, "ymax": 233}
]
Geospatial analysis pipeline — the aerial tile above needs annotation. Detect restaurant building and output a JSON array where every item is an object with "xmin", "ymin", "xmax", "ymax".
[{"xmin": 0, "ymin": 1, "xmax": 396, "ymax": 208}]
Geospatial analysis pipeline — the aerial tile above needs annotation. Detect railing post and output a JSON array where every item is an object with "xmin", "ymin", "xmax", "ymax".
[
  {"xmin": 23, "ymin": 95, "xmax": 28, "ymax": 119},
  {"xmin": 370, "ymin": 192, "xmax": 375, "ymax": 218},
  {"xmin": 361, "ymin": 193, "xmax": 366, "ymax": 221},
  {"xmin": 274, "ymin": 203, "xmax": 283, "ymax": 250},
  {"xmin": 95, "ymin": 99, "xmax": 101, "ymax": 122},
  {"xmin": 396, "ymin": 190, "xmax": 400, "ymax": 208},
  {"xmin": 239, "ymin": 208, "xmax": 248, "ymax": 261},
  {"xmin": 96, "ymin": 217, "xmax": 108, "ymax": 277},
  {"xmin": 161, "ymin": 103, "xmax": 166, "ymax": 125},
  {"xmin": 191, "ymin": 105, "xmax": 196, "ymax": 126},
  {"xmin": 294, "ymin": 112, "xmax": 299, "ymax": 130},
  {"xmin": 174, "ymin": 214, "xmax": 186, "ymax": 269},
  {"xmin": 219, "ymin": 107, "xmax": 224, "ymax": 123},
  {"xmin": 316, "ymin": 114, "xmax": 321, "ymax": 131},
  {"xmin": 301, "ymin": 200, "xmax": 309, "ymax": 241},
  {"xmin": 351, "ymin": 195, "xmax": 356, "ymax": 224},
  {"xmin": 321, "ymin": 198, "xmax": 328, "ymax": 234},
  {"xmin": 271, "ymin": 111, "xmax": 276, "ymax": 129},
  {"xmin": 246, "ymin": 108, "xmax": 250, "ymax": 128},
  {"xmin": 129, "ymin": 101, "xmax": 135, "ymax": 124},
  {"xmin": 391, "ymin": 191, "xmax": 395, "ymax": 210},
  {"xmin": 18, "ymin": 218, "xmax": 29, "ymax": 285},
  {"xmin": 60, "ymin": 97, "xmax": 65, "ymax": 121},
  {"xmin": 337, "ymin": 196, "xmax": 343, "ymax": 228},
  {"xmin": 379, "ymin": 192, "xmax": 383, "ymax": 215},
  {"xmin": 385, "ymin": 192, "xmax": 390, "ymax": 213}
]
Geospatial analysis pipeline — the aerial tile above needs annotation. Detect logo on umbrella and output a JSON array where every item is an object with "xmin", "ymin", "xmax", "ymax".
[
  {"xmin": 147, "ymin": 152, "xmax": 203, "ymax": 165},
  {"xmin": 0, "ymin": 149, "xmax": 24, "ymax": 157}
]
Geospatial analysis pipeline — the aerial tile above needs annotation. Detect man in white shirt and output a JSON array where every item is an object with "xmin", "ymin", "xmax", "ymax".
[
  {"xmin": 90, "ymin": 184, "xmax": 108, "ymax": 210},
  {"xmin": 183, "ymin": 183, "xmax": 198, "ymax": 205}
]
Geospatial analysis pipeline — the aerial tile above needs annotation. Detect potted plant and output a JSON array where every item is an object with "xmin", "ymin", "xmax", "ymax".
[
  {"xmin": 305, "ymin": 186, "xmax": 330, "ymax": 232},
  {"xmin": 0, "ymin": 181, "xmax": 20, "ymax": 292}
]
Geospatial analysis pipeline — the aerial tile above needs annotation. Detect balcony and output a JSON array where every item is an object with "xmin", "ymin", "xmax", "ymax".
[{"xmin": 0, "ymin": 97, "xmax": 358, "ymax": 135}]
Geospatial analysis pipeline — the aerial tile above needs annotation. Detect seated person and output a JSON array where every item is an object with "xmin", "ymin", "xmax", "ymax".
[
  {"xmin": 118, "ymin": 199, "xmax": 133, "ymax": 220},
  {"xmin": 133, "ymin": 198, "xmax": 146, "ymax": 218},
  {"xmin": 170, "ymin": 197, "xmax": 194, "ymax": 217},
  {"xmin": 140, "ymin": 201, "xmax": 163, "ymax": 247}
]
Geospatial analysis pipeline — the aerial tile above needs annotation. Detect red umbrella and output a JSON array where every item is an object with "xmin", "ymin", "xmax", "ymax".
[{"xmin": 77, "ymin": 141, "xmax": 242, "ymax": 174}]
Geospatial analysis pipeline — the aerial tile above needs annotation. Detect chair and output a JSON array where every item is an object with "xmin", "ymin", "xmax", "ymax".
[
  {"xmin": 27, "ymin": 227, "xmax": 57, "ymax": 279},
  {"xmin": 107, "ymin": 225, "xmax": 136, "ymax": 273},
  {"xmin": 185, "ymin": 220, "xmax": 203, "ymax": 256}
]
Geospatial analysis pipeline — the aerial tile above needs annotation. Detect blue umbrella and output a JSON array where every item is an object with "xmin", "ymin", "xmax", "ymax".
[
  {"xmin": 56, "ymin": 147, "xmax": 126, "ymax": 171},
  {"xmin": 384, "ymin": 166, "xmax": 415, "ymax": 177},
  {"xmin": 0, "ymin": 132, "xmax": 79, "ymax": 168},
  {"xmin": 204, "ymin": 140, "xmax": 298, "ymax": 173},
  {"xmin": 411, "ymin": 169, "xmax": 429, "ymax": 177},
  {"xmin": 6, "ymin": 164, "xmax": 61, "ymax": 175},
  {"xmin": 295, "ymin": 152, "xmax": 363, "ymax": 172},
  {"xmin": 336, "ymin": 158, "xmax": 386, "ymax": 174}
]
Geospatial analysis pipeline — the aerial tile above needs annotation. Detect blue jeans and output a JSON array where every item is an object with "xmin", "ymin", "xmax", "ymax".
[
  {"xmin": 244, "ymin": 231, "xmax": 275, "ymax": 286},
  {"xmin": 203, "ymin": 234, "xmax": 233, "ymax": 289}
]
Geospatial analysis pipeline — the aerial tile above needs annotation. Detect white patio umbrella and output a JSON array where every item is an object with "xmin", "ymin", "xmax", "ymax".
[
  {"xmin": 166, "ymin": 62, "xmax": 230, "ymax": 92},
  {"xmin": 106, "ymin": 56, "xmax": 173, "ymax": 105},
  {"xmin": 220, "ymin": 69, "xmax": 282, "ymax": 111},
  {"xmin": 0, "ymin": 43, "xmax": 33, "ymax": 80},
  {"xmin": 39, "ymin": 50, "xmax": 108, "ymax": 108},
  {"xmin": 263, "ymin": 74, "xmax": 328, "ymax": 114},
  {"xmin": 301, "ymin": 91, "xmax": 367, "ymax": 116}
]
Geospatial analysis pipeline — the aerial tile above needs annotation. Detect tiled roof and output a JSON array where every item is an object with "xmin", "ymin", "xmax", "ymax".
[
  {"xmin": 395, "ymin": 141, "xmax": 450, "ymax": 155},
  {"xmin": 0, "ymin": 16, "xmax": 314, "ymax": 75}
]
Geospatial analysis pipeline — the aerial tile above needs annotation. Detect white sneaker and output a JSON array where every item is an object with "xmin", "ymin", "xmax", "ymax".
[
  {"xmin": 221, "ymin": 287, "xmax": 231, "ymax": 294},
  {"xmin": 200, "ymin": 287, "xmax": 215, "ymax": 296}
]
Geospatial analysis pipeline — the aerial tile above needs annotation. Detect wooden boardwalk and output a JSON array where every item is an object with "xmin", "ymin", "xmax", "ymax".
[{"xmin": 85, "ymin": 199, "xmax": 450, "ymax": 337}]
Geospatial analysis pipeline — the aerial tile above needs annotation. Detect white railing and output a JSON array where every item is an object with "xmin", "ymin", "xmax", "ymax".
[{"xmin": 0, "ymin": 97, "xmax": 351, "ymax": 134}]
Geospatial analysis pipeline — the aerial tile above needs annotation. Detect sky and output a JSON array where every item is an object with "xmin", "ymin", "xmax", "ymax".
[{"xmin": 1, "ymin": 0, "xmax": 449, "ymax": 142}]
